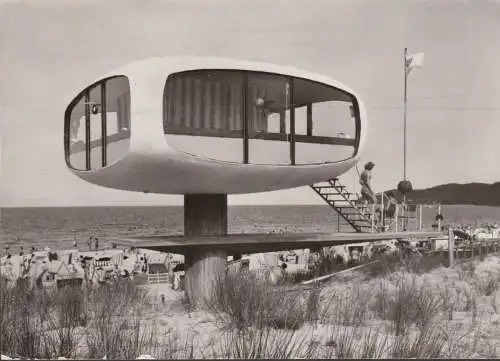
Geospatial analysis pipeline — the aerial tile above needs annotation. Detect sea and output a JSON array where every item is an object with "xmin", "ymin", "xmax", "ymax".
[{"xmin": 1, "ymin": 205, "xmax": 500, "ymax": 252}]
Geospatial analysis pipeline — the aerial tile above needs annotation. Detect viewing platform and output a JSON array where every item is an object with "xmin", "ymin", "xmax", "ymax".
[{"xmin": 115, "ymin": 231, "xmax": 443, "ymax": 255}]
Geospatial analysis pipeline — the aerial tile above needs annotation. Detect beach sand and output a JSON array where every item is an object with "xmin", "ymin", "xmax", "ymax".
[{"xmin": 4, "ymin": 243, "xmax": 500, "ymax": 359}]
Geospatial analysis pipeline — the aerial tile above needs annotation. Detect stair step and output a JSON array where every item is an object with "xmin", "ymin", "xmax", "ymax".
[
  {"xmin": 351, "ymin": 220, "xmax": 372, "ymax": 224},
  {"xmin": 331, "ymin": 199, "xmax": 366, "ymax": 208},
  {"xmin": 314, "ymin": 185, "xmax": 345, "ymax": 190},
  {"xmin": 326, "ymin": 197, "xmax": 352, "ymax": 202},
  {"xmin": 319, "ymin": 192, "xmax": 345, "ymax": 195},
  {"xmin": 349, "ymin": 214, "xmax": 372, "ymax": 219},
  {"xmin": 321, "ymin": 182, "xmax": 345, "ymax": 188},
  {"xmin": 339, "ymin": 212, "xmax": 366, "ymax": 219},
  {"xmin": 334, "ymin": 205, "xmax": 361, "ymax": 210},
  {"xmin": 349, "ymin": 218, "xmax": 373, "ymax": 223},
  {"xmin": 323, "ymin": 192, "xmax": 353, "ymax": 197},
  {"xmin": 344, "ymin": 218, "xmax": 370, "ymax": 223},
  {"xmin": 311, "ymin": 180, "xmax": 380, "ymax": 233},
  {"xmin": 339, "ymin": 213, "xmax": 371, "ymax": 219},
  {"xmin": 349, "ymin": 219, "xmax": 372, "ymax": 224},
  {"xmin": 344, "ymin": 211, "xmax": 371, "ymax": 216},
  {"xmin": 335, "ymin": 205, "xmax": 369, "ymax": 210}
]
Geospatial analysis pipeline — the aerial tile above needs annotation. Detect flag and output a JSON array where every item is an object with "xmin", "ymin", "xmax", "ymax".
[{"xmin": 405, "ymin": 52, "xmax": 424, "ymax": 74}]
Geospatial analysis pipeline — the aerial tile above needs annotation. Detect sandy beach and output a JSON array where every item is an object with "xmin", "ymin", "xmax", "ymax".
[{"xmin": 4, "ymin": 241, "xmax": 500, "ymax": 359}]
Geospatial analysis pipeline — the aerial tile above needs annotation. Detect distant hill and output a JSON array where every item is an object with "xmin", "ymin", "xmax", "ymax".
[{"xmin": 386, "ymin": 182, "xmax": 500, "ymax": 206}]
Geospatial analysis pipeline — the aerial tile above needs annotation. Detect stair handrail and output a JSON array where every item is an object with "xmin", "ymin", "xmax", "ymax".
[
  {"xmin": 333, "ymin": 178, "xmax": 386, "ymax": 230},
  {"xmin": 313, "ymin": 179, "xmax": 369, "ymax": 232},
  {"xmin": 312, "ymin": 178, "xmax": 396, "ymax": 233},
  {"xmin": 328, "ymin": 179, "xmax": 373, "ymax": 223}
]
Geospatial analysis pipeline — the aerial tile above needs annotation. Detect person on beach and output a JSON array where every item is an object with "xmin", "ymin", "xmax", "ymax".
[
  {"xmin": 359, "ymin": 161, "xmax": 376, "ymax": 205},
  {"xmin": 384, "ymin": 190, "xmax": 398, "ymax": 218},
  {"xmin": 94, "ymin": 238, "xmax": 99, "ymax": 251},
  {"xmin": 88, "ymin": 237, "xmax": 93, "ymax": 251}
]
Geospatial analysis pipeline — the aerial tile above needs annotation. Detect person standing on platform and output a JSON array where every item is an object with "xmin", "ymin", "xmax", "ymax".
[{"xmin": 359, "ymin": 162, "xmax": 377, "ymax": 205}]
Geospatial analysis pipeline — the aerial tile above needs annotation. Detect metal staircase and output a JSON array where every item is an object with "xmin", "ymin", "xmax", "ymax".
[{"xmin": 310, "ymin": 178, "xmax": 380, "ymax": 233}]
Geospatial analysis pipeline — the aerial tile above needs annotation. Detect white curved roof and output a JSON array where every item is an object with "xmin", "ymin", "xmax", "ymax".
[{"xmin": 103, "ymin": 56, "xmax": 362, "ymax": 98}]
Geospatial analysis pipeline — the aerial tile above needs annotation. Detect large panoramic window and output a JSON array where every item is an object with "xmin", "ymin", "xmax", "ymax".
[
  {"xmin": 164, "ymin": 71, "xmax": 245, "ymax": 162},
  {"xmin": 293, "ymin": 78, "xmax": 358, "ymax": 164},
  {"xmin": 65, "ymin": 76, "xmax": 131, "ymax": 170},
  {"xmin": 247, "ymin": 73, "xmax": 291, "ymax": 164},
  {"xmin": 164, "ymin": 71, "xmax": 244, "ymax": 136},
  {"xmin": 163, "ymin": 70, "xmax": 360, "ymax": 165}
]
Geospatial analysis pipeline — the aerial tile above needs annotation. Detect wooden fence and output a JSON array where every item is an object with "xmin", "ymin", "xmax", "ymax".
[{"xmin": 147, "ymin": 271, "xmax": 170, "ymax": 285}]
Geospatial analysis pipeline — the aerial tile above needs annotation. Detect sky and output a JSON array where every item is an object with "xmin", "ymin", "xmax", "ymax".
[{"xmin": 1, "ymin": 0, "xmax": 500, "ymax": 207}]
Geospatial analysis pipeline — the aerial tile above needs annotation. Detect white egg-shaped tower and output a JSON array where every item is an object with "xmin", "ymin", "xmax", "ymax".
[
  {"xmin": 64, "ymin": 57, "xmax": 368, "ymax": 194},
  {"xmin": 64, "ymin": 56, "xmax": 370, "ymax": 307}
]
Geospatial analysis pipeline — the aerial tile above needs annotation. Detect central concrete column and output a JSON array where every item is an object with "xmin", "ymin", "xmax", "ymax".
[{"xmin": 183, "ymin": 194, "xmax": 228, "ymax": 308}]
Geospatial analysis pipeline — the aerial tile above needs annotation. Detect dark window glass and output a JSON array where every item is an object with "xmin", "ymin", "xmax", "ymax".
[
  {"xmin": 65, "ymin": 76, "xmax": 130, "ymax": 170},
  {"xmin": 104, "ymin": 76, "xmax": 131, "ymax": 166},
  {"xmin": 67, "ymin": 95, "xmax": 86, "ymax": 170},
  {"xmin": 164, "ymin": 71, "xmax": 244, "ymax": 137},
  {"xmin": 163, "ymin": 70, "xmax": 360, "ymax": 165},
  {"xmin": 293, "ymin": 78, "xmax": 359, "ymax": 164},
  {"xmin": 246, "ymin": 73, "xmax": 291, "ymax": 164},
  {"xmin": 89, "ymin": 84, "xmax": 102, "ymax": 170}
]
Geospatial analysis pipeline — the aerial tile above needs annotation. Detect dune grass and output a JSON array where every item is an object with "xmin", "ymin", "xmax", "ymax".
[{"xmin": 3, "ymin": 250, "xmax": 500, "ymax": 359}]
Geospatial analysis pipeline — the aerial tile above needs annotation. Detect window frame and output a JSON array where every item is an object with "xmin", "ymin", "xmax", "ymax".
[
  {"xmin": 161, "ymin": 69, "xmax": 362, "ymax": 165},
  {"xmin": 64, "ymin": 75, "xmax": 131, "ymax": 171}
]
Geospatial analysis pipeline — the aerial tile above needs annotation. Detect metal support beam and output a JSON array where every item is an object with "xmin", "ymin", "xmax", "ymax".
[
  {"xmin": 85, "ymin": 91, "xmax": 91, "ymax": 170},
  {"xmin": 101, "ymin": 82, "xmax": 107, "ymax": 167}
]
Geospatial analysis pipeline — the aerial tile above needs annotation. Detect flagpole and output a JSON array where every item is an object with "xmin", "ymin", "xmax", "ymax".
[
  {"xmin": 402, "ymin": 47, "xmax": 408, "ymax": 230},
  {"xmin": 403, "ymin": 47, "xmax": 408, "ymax": 182}
]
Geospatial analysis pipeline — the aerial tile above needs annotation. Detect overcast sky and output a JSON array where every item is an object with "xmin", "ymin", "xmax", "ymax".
[{"xmin": 1, "ymin": 0, "xmax": 500, "ymax": 207}]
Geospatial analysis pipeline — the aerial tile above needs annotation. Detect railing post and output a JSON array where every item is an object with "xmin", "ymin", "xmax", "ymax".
[
  {"xmin": 448, "ymin": 227, "xmax": 454, "ymax": 267},
  {"xmin": 437, "ymin": 204, "xmax": 442, "ymax": 231},
  {"xmin": 419, "ymin": 205, "xmax": 423, "ymax": 231},
  {"xmin": 371, "ymin": 204, "xmax": 375, "ymax": 233},
  {"xmin": 395, "ymin": 205, "xmax": 399, "ymax": 232},
  {"xmin": 381, "ymin": 192, "xmax": 385, "ymax": 230}
]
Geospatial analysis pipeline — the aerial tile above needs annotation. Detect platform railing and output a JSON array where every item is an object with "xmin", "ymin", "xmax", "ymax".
[
  {"xmin": 147, "ymin": 271, "xmax": 170, "ymax": 285},
  {"xmin": 366, "ymin": 194, "xmax": 443, "ymax": 233}
]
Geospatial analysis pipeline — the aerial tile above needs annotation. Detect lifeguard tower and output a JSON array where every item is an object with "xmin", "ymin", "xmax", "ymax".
[{"xmin": 64, "ymin": 57, "xmax": 439, "ymax": 306}]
